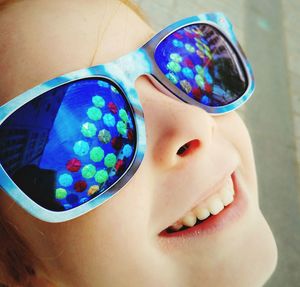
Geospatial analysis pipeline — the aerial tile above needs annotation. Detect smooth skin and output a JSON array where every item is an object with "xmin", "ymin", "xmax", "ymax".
[{"xmin": 0, "ymin": 0, "xmax": 277, "ymax": 286}]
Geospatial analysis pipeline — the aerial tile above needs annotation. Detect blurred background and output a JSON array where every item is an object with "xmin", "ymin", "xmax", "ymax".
[{"xmin": 135, "ymin": 0, "xmax": 300, "ymax": 286}]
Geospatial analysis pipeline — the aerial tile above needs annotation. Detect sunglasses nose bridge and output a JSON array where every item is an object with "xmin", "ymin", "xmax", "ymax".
[{"xmin": 106, "ymin": 49, "xmax": 153, "ymax": 86}]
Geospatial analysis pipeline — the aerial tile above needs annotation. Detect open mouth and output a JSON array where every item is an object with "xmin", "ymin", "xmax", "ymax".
[{"xmin": 159, "ymin": 172, "xmax": 241, "ymax": 237}]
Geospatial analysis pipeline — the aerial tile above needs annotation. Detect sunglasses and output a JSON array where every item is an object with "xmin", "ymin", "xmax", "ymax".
[{"xmin": 0, "ymin": 12, "xmax": 255, "ymax": 222}]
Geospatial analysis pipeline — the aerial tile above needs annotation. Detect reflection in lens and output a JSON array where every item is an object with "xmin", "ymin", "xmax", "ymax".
[
  {"xmin": 0, "ymin": 79, "xmax": 136, "ymax": 211},
  {"xmin": 154, "ymin": 24, "xmax": 248, "ymax": 107}
]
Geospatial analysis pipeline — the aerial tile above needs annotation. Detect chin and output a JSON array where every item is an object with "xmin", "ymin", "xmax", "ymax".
[
  {"xmin": 176, "ymin": 209, "xmax": 277, "ymax": 287},
  {"xmin": 233, "ymin": 208, "xmax": 278, "ymax": 287},
  {"xmin": 254, "ymin": 211, "xmax": 278, "ymax": 287}
]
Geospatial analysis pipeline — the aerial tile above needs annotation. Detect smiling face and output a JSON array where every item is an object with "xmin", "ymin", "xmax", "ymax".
[{"xmin": 0, "ymin": 0, "xmax": 277, "ymax": 286}]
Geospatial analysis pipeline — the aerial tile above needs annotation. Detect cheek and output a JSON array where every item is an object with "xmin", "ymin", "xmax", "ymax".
[
  {"xmin": 215, "ymin": 111, "xmax": 258, "ymax": 194},
  {"xmin": 29, "ymin": 170, "xmax": 154, "ymax": 283}
]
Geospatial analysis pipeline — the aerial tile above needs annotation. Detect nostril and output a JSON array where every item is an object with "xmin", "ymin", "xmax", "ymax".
[
  {"xmin": 176, "ymin": 139, "xmax": 200, "ymax": 156},
  {"xmin": 177, "ymin": 143, "xmax": 189, "ymax": 156}
]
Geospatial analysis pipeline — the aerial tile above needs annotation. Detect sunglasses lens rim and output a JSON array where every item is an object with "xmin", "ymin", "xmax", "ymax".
[
  {"xmin": 153, "ymin": 22, "xmax": 250, "ymax": 109},
  {"xmin": 0, "ymin": 77, "xmax": 138, "ymax": 213}
]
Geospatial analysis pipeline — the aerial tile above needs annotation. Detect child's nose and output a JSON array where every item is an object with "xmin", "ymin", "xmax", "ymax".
[{"xmin": 135, "ymin": 76, "xmax": 216, "ymax": 169}]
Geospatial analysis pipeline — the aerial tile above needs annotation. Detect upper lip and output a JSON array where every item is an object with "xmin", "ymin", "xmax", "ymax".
[
  {"xmin": 186, "ymin": 171, "xmax": 235, "ymax": 212},
  {"xmin": 172, "ymin": 171, "xmax": 234, "ymax": 227},
  {"xmin": 154, "ymin": 156, "xmax": 238, "ymax": 233}
]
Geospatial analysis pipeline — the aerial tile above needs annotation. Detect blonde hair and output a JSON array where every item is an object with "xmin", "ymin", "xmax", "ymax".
[{"xmin": 0, "ymin": 0, "xmax": 149, "ymax": 286}]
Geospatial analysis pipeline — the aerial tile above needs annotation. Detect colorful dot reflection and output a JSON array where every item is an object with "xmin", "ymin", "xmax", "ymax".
[{"xmin": 42, "ymin": 78, "xmax": 138, "ymax": 211}]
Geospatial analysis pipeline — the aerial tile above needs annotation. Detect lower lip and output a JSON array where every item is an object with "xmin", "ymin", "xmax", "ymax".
[{"xmin": 158, "ymin": 171, "xmax": 249, "ymax": 239}]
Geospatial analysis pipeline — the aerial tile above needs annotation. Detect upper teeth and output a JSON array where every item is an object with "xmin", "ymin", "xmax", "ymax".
[{"xmin": 170, "ymin": 176, "xmax": 235, "ymax": 231}]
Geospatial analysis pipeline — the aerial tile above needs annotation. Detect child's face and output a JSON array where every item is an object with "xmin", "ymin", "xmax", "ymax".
[{"xmin": 0, "ymin": 1, "xmax": 277, "ymax": 286}]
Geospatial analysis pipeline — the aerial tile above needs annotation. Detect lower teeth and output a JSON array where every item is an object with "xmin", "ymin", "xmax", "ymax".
[{"xmin": 166, "ymin": 214, "xmax": 213, "ymax": 234}]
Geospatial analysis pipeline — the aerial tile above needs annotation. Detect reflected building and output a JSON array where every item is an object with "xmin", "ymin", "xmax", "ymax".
[{"xmin": 0, "ymin": 86, "xmax": 67, "ymax": 176}]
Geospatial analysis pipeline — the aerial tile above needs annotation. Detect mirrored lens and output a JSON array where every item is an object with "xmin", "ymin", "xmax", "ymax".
[
  {"xmin": 154, "ymin": 24, "xmax": 248, "ymax": 107},
  {"xmin": 0, "ymin": 78, "xmax": 136, "ymax": 211}
]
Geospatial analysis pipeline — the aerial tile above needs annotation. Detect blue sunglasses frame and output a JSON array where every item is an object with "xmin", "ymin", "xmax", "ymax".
[{"xmin": 0, "ymin": 12, "xmax": 255, "ymax": 223}]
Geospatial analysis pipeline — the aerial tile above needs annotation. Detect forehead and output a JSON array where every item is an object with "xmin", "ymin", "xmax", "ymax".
[{"xmin": 0, "ymin": 0, "xmax": 154, "ymax": 105}]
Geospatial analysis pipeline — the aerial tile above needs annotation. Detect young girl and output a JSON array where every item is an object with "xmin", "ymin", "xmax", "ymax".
[{"xmin": 0, "ymin": 0, "xmax": 277, "ymax": 286}]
